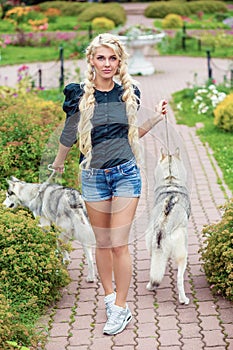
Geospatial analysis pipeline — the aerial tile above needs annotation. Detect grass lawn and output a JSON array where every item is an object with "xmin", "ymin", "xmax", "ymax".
[
  {"xmin": 0, "ymin": 45, "xmax": 60, "ymax": 65},
  {"xmin": 172, "ymin": 87, "xmax": 233, "ymax": 194}
]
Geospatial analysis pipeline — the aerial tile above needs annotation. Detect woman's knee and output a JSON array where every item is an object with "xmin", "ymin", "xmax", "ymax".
[{"xmin": 112, "ymin": 245, "xmax": 129, "ymax": 257}]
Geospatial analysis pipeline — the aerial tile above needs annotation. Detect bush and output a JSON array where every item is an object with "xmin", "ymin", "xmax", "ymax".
[
  {"xmin": 144, "ymin": 1, "xmax": 227, "ymax": 19},
  {"xmin": 4, "ymin": 6, "xmax": 47, "ymax": 26},
  {"xmin": 0, "ymin": 92, "xmax": 64, "ymax": 188},
  {"xmin": 192, "ymin": 84, "xmax": 227, "ymax": 116},
  {"xmin": 214, "ymin": 93, "xmax": 233, "ymax": 132},
  {"xmin": 77, "ymin": 3, "xmax": 126, "ymax": 27},
  {"xmin": 145, "ymin": 2, "xmax": 191, "ymax": 18},
  {"xmin": 0, "ymin": 199, "xmax": 70, "ymax": 348},
  {"xmin": 188, "ymin": 1, "xmax": 227, "ymax": 14},
  {"xmin": 92, "ymin": 17, "xmax": 115, "ymax": 31},
  {"xmin": 162, "ymin": 13, "xmax": 183, "ymax": 29},
  {"xmin": 200, "ymin": 199, "xmax": 233, "ymax": 302},
  {"xmin": 38, "ymin": 1, "xmax": 88, "ymax": 16}
]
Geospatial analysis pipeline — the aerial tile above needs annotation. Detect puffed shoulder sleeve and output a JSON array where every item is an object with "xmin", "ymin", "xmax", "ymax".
[
  {"xmin": 62, "ymin": 83, "xmax": 83, "ymax": 117},
  {"xmin": 60, "ymin": 83, "xmax": 84, "ymax": 147}
]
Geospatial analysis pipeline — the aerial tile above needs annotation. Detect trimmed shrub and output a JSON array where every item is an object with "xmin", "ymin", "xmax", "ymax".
[
  {"xmin": 144, "ymin": 1, "xmax": 227, "ymax": 19},
  {"xmin": 92, "ymin": 17, "xmax": 115, "ymax": 31},
  {"xmin": 38, "ymin": 1, "xmax": 88, "ymax": 16},
  {"xmin": 200, "ymin": 199, "xmax": 233, "ymax": 302},
  {"xmin": 188, "ymin": 1, "xmax": 227, "ymax": 14},
  {"xmin": 77, "ymin": 3, "xmax": 126, "ymax": 27},
  {"xmin": 0, "ymin": 198, "xmax": 70, "ymax": 347},
  {"xmin": 0, "ymin": 93, "xmax": 64, "ymax": 188},
  {"xmin": 214, "ymin": 93, "xmax": 233, "ymax": 132},
  {"xmin": 162, "ymin": 13, "xmax": 183, "ymax": 29},
  {"xmin": 144, "ymin": 2, "xmax": 191, "ymax": 18}
]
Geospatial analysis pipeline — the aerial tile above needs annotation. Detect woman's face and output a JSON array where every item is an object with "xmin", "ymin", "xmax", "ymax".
[{"xmin": 90, "ymin": 46, "xmax": 120, "ymax": 80}]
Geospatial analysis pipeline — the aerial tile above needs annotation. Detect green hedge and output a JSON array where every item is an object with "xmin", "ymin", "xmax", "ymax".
[
  {"xmin": 145, "ymin": 2, "xmax": 191, "ymax": 18},
  {"xmin": 38, "ymin": 1, "xmax": 126, "ymax": 26},
  {"xmin": 38, "ymin": 1, "xmax": 88, "ymax": 16},
  {"xmin": 77, "ymin": 3, "xmax": 126, "ymax": 27},
  {"xmin": 0, "ymin": 196, "xmax": 70, "ymax": 348},
  {"xmin": 0, "ymin": 87, "xmax": 75, "ymax": 348},
  {"xmin": 0, "ymin": 88, "xmax": 81, "ymax": 190},
  {"xmin": 214, "ymin": 93, "xmax": 233, "ymax": 132},
  {"xmin": 0, "ymin": 92, "xmax": 63, "ymax": 188},
  {"xmin": 200, "ymin": 199, "xmax": 233, "ymax": 302},
  {"xmin": 144, "ymin": 1, "xmax": 227, "ymax": 18}
]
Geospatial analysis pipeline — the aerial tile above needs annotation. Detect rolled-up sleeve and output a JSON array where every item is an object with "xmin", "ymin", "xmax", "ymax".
[{"xmin": 60, "ymin": 83, "xmax": 83, "ymax": 147}]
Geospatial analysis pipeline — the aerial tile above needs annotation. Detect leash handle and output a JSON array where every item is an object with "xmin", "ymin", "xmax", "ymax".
[{"xmin": 47, "ymin": 164, "xmax": 56, "ymax": 182}]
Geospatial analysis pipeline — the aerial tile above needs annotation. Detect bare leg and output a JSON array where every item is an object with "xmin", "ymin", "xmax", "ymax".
[
  {"xmin": 85, "ymin": 200, "xmax": 114, "ymax": 296},
  {"xmin": 111, "ymin": 197, "xmax": 139, "ymax": 307},
  {"xmin": 85, "ymin": 197, "xmax": 139, "ymax": 305},
  {"xmin": 112, "ymin": 245, "xmax": 132, "ymax": 307},
  {"xmin": 95, "ymin": 248, "xmax": 114, "ymax": 295}
]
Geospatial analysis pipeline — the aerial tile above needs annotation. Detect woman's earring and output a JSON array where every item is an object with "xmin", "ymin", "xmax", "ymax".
[
  {"xmin": 92, "ymin": 66, "xmax": 96, "ymax": 80},
  {"xmin": 116, "ymin": 66, "xmax": 120, "ymax": 75}
]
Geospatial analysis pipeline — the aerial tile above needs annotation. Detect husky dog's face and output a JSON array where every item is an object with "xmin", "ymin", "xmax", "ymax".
[{"xmin": 3, "ymin": 177, "xmax": 23, "ymax": 209}]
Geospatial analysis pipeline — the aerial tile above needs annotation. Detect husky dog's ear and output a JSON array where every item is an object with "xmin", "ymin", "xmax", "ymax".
[
  {"xmin": 6, "ymin": 178, "xmax": 14, "ymax": 187},
  {"xmin": 6, "ymin": 176, "xmax": 21, "ymax": 189},
  {"xmin": 10, "ymin": 176, "xmax": 20, "ymax": 182},
  {"xmin": 174, "ymin": 147, "xmax": 180, "ymax": 159},
  {"xmin": 160, "ymin": 148, "xmax": 167, "ymax": 160}
]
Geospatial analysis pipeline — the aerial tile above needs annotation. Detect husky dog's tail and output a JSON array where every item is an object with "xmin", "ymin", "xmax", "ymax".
[
  {"xmin": 147, "ymin": 194, "xmax": 179, "ymax": 289},
  {"xmin": 65, "ymin": 187, "xmax": 96, "ymax": 246},
  {"xmin": 164, "ymin": 194, "xmax": 178, "ymax": 216}
]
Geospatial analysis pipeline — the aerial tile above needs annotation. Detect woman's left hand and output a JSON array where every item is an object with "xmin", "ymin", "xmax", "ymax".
[{"xmin": 155, "ymin": 99, "xmax": 168, "ymax": 116}]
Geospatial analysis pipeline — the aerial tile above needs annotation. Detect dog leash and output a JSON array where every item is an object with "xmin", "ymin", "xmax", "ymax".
[{"xmin": 164, "ymin": 113, "xmax": 172, "ymax": 181}]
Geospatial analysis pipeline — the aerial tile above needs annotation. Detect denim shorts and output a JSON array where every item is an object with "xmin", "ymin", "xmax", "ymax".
[{"xmin": 81, "ymin": 158, "xmax": 142, "ymax": 202}]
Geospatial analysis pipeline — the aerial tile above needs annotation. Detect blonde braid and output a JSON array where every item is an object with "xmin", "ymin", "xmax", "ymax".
[
  {"xmin": 119, "ymin": 62, "xmax": 141, "ymax": 165},
  {"xmin": 78, "ymin": 63, "xmax": 95, "ymax": 168}
]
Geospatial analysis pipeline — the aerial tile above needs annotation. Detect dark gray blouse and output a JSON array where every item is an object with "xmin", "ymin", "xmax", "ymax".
[{"xmin": 60, "ymin": 82, "xmax": 141, "ymax": 169}]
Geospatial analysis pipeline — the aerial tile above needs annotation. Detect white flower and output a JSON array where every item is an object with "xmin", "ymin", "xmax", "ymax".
[
  {"xmin": 218, "ymin": 92, "xmax": 227, "ymax": 101},
  {"xmin": 208, "ymin": 84, "xmax": 216, "ymax": 91},
  {"xmin": 176, "ymin": 102, "xmax": 182, "ymax": 110},
  {"xmin": 197, "ymin": 88, "xmax": 208, "ymax": 94}
]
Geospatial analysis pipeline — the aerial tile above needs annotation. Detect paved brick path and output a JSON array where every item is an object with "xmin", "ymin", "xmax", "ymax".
[
  {"xmin": 38, "ymin": 67, "xmax": 233, "ymax": 349},
  {"xmin": 2, "ymin": 4, "xmax": 233, "ymax": 349}
]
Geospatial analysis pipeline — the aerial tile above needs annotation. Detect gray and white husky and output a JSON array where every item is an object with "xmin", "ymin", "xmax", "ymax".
[
  {"xmin": 3, "ymin": 176, "xmax": 96, "ymax": 282},
  {"xmin": 146, "ymin": 148, "xmax": 191, "ymax": 304}
]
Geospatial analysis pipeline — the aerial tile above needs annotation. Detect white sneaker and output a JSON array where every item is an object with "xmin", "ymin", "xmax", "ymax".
[
  {"xmin": 103, "ymin": 304, "xmax": 132, "ymax": 335},
  {"xmin": 104, "ymin": 292, "xmax": 116, "ymax": 318}
]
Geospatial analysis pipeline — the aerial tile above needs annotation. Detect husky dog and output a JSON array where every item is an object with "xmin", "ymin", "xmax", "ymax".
[
  {"xmin": 3, "ymin": 176, "xmax": 96, "ymax": 282},
  {"xmin": 146, "ymin": 149, "xmax": 191, "ymax": 304}
]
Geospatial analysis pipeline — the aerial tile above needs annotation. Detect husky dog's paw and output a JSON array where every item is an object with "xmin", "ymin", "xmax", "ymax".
[
  {"xmin": 179, "ymin": 296, "xmax": 190, "ymax": 305},
  {"xmin": 146, "ymin": 281, "xmax": 159, "ymax": 291},
  {"xmin": 62, "ymin": 251, "xmax": 71, "ymax": 265},
  {"xmin": 85, "ymin": 275, "xmax": 95, "ymax": 283}
]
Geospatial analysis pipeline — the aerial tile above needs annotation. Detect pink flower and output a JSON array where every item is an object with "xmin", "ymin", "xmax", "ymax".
[
  {"xmin": 4, "ymin": 36, "xmax": 11, "ymax": 45},
  {"xmin": 18, "ymin": 65, "xmax": 29, "ymax": 72}
]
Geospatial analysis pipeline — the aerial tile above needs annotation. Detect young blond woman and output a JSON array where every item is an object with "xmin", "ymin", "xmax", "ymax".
[{"xmin": 52, "ymin": 33, "xmax": 167, "ymax": 335}]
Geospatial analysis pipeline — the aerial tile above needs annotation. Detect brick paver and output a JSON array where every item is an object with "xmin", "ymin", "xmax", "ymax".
[{"xmin": 2, "ymin": 3, "xmax": 233, "ymax": 349}]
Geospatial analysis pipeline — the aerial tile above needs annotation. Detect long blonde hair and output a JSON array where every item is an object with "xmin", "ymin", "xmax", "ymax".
[{"xmin": 78, "ymin": 33, "xmax": 141, "ymax": 168}]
